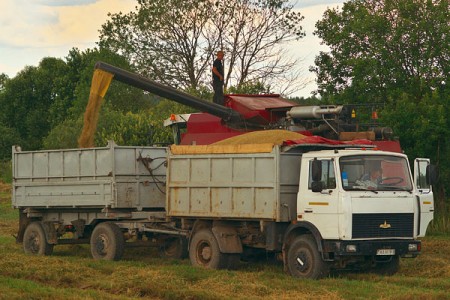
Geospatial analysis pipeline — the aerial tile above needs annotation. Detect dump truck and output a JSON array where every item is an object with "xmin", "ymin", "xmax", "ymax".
[{"xmin": 12, "ymin": 139, "xmax": 436, "ymax": 279}]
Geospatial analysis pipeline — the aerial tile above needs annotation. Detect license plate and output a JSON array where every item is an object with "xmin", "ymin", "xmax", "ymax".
[{"xmin": 377, "ymin": 249, "xmax": 395, "ymax": 255}]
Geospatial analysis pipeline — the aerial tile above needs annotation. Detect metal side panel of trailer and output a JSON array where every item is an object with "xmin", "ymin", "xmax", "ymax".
[
  {"xmin": 166, "ymin": 146, "xmax": 301, "ymax": 222},
  {"xmin": 12, "ymin": 141, "xmax": 167, "ymax": 210}
]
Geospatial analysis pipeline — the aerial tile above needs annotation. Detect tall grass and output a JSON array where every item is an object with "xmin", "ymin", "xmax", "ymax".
[
  {"xmin": 0, "ymin": 190, "xmax": 16, "ymax": 222},
  {"xmin": 428, "ymin": 214, "xmax": 450, "ymax": 235},
  {"xmin": 1, "ymin": 186, "xmax": 450, "ymax": 299},
  {"xmin": 0, "ymin": 160, "xmax": 12, "ymax": 183},
  {"xmin": 0, "ymin": 237, "xmax": 449, "ymax": 300}
]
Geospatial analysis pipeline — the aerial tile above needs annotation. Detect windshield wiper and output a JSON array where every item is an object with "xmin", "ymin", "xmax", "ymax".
[
  {"xmin": 347, "ymin": 187, "xmax": 378, "ymax": 194},
  {"xmin": 379, "ymin": 186, "xmax": 413, "ymax": 193}
]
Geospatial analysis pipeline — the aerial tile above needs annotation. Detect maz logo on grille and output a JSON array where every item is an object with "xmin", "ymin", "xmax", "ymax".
[{"xmin": 379, "ymin": 221, "xmax": 391, "ymax": 229}]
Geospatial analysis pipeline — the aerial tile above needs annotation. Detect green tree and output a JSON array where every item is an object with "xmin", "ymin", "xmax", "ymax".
[
  {"xmin": 227, "ymin": 81, "xmax": 271, "ymax": 95},
  {"xmin": 312, "ymin": 0, "xmax": 449, "ymax": 103},
  {"xmin": 0, "ymin": 73, "xmax": 8, "ymax": 91},
  {"xmin": 44, "ymin": 100, "xmax": 195, "ymax": 149},
  {"xmin": 43, "ymin": 47, "xmax": 159, "ymax": 149},
  {"xmin": 0, "ymin": 125, "xmax": 22, "ymax": 160},
  {"xmin": 382, "ymin": 91, "xmax": 450, "ymax": 207},
  {"xmin": 42, "ymin": 118, "xmax": 83, "ymax": 150},
  {"xmin": 0, "ymin": 58, "xmax": 71, "ymax": 150},
  {"xmin": 0, "ymin": 47, "xmax": 157, "ymax": 153},
  {"xmin": 66, "ymin": 47, "xmax": 153, "ymax": 118},
  {"xmin": 98, "ymin": 0, "xmax": 305, "ymax": 94},
  {"xmin": 95, "ymin": 106, "xmax": 155, "ymax": 146},
  {"xmin": 312, "ymin": 0, "xmax": 450, "ymax": 202}
]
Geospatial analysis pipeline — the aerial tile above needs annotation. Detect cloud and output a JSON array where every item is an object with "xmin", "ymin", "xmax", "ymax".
[
  {"xmin": 288, "ymin": 3, "xmax": 344, "ymax": 96},
  {"xmin": 291, "ymin": 0, "xmax": 345, "ymax": 9},
  {"xmin": 34, "ymin": 0, "xmax": 98, "ymax": 6},
  {"xmin": 0, "ymin": 1, "xmax": 52, "ymax": 48},
  {"xmin": 0, "ymin": 0, "xmax": 134, "ymax": 76},
  {"xmin": 39, "ymin": 0, "xmax": 135, "ymax": 47},
  {"xmin": 0, "ymin": 0, "xmax": 343, "ymax": 97},
  {"xmin": 0, "ymin": 0, "xmax": 134, "ymax": 49}
]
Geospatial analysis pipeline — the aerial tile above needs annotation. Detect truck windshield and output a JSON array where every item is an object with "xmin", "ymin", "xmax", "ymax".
[{"xmin": 339, "ymin": 155, "xmax": 413, "ymax": 192}]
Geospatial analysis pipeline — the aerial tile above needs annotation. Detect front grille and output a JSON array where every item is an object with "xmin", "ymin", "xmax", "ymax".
[{"xmin": 352, "ymin": 213, "xmax": 414, "ymax": 239}]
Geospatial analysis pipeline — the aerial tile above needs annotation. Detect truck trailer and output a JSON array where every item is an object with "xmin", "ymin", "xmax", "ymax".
[{"xmin": 12, "ymin": 140, "xmax": 436, "ymax": 279}]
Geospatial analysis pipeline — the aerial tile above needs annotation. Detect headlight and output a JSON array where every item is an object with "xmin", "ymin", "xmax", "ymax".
[
  {"xmin": 408, "ymin": 244, "xmax": 418, "ymax": 252},
  {"xmin": 346, "ymin": 245, "xmax": 357, "ymax": 252}
]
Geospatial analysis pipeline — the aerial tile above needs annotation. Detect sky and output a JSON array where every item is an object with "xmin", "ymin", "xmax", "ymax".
[{"xmin": 0, "ymin": 0, "xmax": 345, "ymax": 97}]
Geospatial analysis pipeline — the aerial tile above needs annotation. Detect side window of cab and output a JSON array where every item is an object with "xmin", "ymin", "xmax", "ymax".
[{"xmin": 308, "ymin": 159, "xmax": 336, "ymax": 190}]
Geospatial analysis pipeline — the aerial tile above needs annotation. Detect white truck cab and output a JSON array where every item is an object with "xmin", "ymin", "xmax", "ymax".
[{"xmin": 287, "ymin": 149, "xmax": 435, "ymax": 277}]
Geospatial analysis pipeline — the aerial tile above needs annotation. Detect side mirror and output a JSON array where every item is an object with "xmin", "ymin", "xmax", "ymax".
[
  {"xmin": 426, "ymin": 165, "xmax": 438, "ymax": 185},
  {"xmin": 311, "ymin": 159, "xmax": 322, "ymax": 182},
  {"xmin": 311, "ymin": 181, "xmax": 323, "ymax": 193}
]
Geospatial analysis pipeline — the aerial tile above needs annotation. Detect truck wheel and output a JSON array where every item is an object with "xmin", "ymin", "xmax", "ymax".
[
  {"xmin": 286, "ymin": 235, "xmax": 329, "ymax": 279},
  {"xmin": 23, "ymin": 222, "xmax": 54, "ymax": 256},
  {"xmin": 159, "ymin": 236, "xmax": 188, "ymax": 259},
  {"xmin": 189, "ymin": 228, "xmax": 227, "ymax": 269},
  {"xmin": 90, "ymin": 222, "xmax": 124, "ymax": 261},
  {"xmin": 224, "ymin": 254, "xmax": 240, "ymax": 270},
  {"xmin": 373, "ymin": 255, "xmax": 400, "ymax": 275}
]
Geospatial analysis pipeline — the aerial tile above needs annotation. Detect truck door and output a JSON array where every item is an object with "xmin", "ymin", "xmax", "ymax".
[
  {"xmin": 414, "ymin": 158, "xmax": 434, "ymax": 237},
  {"xmin": 299, "ymin": 159, "xmax": 339, "ymax": 239}
]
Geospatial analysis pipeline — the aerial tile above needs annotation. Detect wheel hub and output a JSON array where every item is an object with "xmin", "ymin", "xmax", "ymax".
[
  {"xmin": 201, "ymin": 247, "xmax": 212, "ymax": 260},
  {"xmin": 28, "ymin": 233, "xmax": 40, "ymax": 253},
  {"xmin": 295, "ymin": 252, "xmax": 310, "ymax": 272},
  {"xmin": 198, "ymin": 241, "xmax": 212, "ymax": 263},
  {"xmin": 96, "ymin": 235, "xmax": 109, "ymax": 254}
]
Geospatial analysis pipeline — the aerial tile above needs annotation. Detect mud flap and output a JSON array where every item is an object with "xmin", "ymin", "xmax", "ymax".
[
  {"xmin": 16, "ymin": 209, "xmax": 30, "ymax": 243},
  {"xmin": 41, "ymin": 222, "xmax": 58, "ymax": 244},
  {"xmin": 212, "ymin": 224, "xmax": 243, "ymax": 254}
]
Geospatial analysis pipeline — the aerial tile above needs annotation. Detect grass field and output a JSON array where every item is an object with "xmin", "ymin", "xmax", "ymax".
[{"xmin": 1, "ymin": 184, "xmax": 449, "ymax": 300}]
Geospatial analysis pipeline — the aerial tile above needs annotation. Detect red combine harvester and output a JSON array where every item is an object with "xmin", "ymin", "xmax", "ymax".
[{"xmin": 95, "ymin": 62, "xmax": 400, "ymax": 152}]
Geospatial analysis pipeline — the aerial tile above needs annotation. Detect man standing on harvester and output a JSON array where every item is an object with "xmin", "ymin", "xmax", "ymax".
[{"xmin": 212, "ymin": 50, "xmax": 224, "ymax": 105}]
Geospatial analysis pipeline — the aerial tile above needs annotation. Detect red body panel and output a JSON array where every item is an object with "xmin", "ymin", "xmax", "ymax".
[
  {"xmin": 225, "ymin": 94, "xmax": 295, "ymax": 124},
  {"xmin": 373, "ymin": 141, "xmax": 402, "ymax": 153},
  {"xmin": 177, "ymin": 94, "xmax": 403, "ymax": 152},
  {"xmin": 180, "ymin": 114, "xmax": 243, "ymax": 145},
  {"xmin": 179, "ymin": 95, "xmax": 298, "ymax": 145}
]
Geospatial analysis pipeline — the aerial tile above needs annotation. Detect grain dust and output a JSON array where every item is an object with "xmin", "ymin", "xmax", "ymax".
[{"xmin": 78, "ymin": 69, "xmax": 114, "ymax": 148}]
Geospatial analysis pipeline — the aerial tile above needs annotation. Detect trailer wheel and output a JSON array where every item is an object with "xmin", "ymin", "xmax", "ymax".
[
  {"xmin": 189, "ymin": 228, "xmax": 227, "ymax": 269},
  {"xmin": 159, "ymin": 236, "xmax": 188, "ymax": 259},
  {"xmin": 373, "ymin": 255, "xmax": 400, "ymax": 275},
  {"xmin": 23, "ymin": 221, "xmax": 54, "ymax": 256},
  {"xmin": 286, "ymin": 235, "xmax": 329, "ymax": 279},
  {"xmin": 90, "ymin": 222, "xmax": 124, "ymax": 261}
]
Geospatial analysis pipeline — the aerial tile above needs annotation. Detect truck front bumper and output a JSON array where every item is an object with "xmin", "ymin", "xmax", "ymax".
[{"xmin": 322, "ymin": 239, "xmax": 421, "ymax": 258}]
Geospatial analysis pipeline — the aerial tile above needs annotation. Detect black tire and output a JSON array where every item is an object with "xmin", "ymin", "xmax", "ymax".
[
  {"xmin": 189, "ymin": 228, "xmax": 227, "ymax": 269},
  {"xmin": 224, "ymin": 254, "xmax": 240, "ymax": 270},
  {"xmin": 159, "ymin": 236, "xmax": 188, "ymax": 259},
  {"xmin": 23, "ymin": 221, "xmax": 54, "ymax": 256},
  {"xmin": 90, "ymin": 222, "xmax": 125, "ymax": 261},
  {"xmin": 373, "ymin": 255, "xmax": 400, "ymax": 275},
  {"xmin": 286, "ymin": 235, "xmax": 329, "ymax": 279}
]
